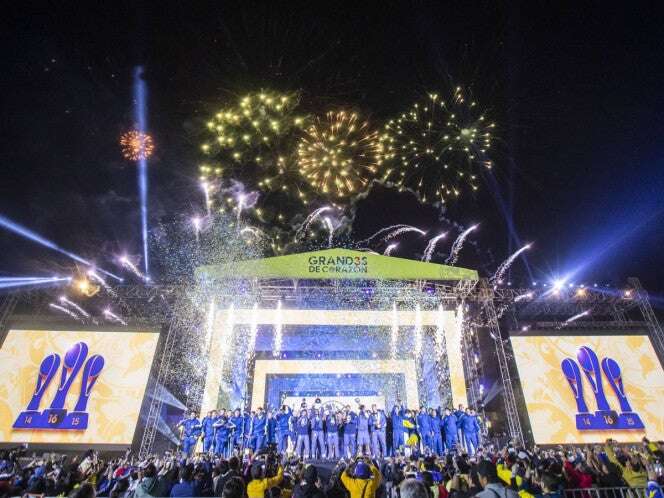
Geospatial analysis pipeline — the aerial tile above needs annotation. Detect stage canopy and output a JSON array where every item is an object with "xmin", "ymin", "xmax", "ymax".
[{"xmin": 197, "ymin": 248, "xmax": 478, "ymax": 281}]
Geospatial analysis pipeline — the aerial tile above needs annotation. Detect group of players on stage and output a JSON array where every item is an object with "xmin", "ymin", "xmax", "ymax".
[{"xmin": 176, "ymin": 399, "xmax": 483, "ymax": 460}]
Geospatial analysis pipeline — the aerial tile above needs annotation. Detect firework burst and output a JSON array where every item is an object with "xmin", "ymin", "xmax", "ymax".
[
  {"xmin": 382, "ymin": 88, "xmax": 495, "ymax": 204},
  {"xmin": 120, "ymin": 130, "xmax": 155, "ymax": 161},
  {"xmin": 297, "ymin": 111, "xmax": 387, "ymax": 200}
]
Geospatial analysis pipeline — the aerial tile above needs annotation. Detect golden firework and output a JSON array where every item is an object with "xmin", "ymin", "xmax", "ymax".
[
  {"xmin": 382, "ymin": 87, "xmax": 495, "ymax": 204},
  {"xmin": 297, "ymin": 111, "xmax": 386, "ymax": 199},
  {"xmin": 120, "ymin": 130, "xmax": 155, "ymax": 161}
]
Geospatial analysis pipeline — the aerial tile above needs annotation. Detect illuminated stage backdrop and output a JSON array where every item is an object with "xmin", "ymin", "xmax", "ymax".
[
  {"xmin": 511, "ymin": 334, "xmax": 664, "ymax": 443},
  {"xmin": 0, "ymin": 328, "xmax": 159, "ymax": 446},
  {"xmin": 201, "ymin": 307, "xmax": 467, "ymax": 412}
]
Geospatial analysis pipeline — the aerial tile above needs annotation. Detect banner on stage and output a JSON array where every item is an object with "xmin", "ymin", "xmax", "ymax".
[
  {"xmin": 511, "ymin": 334, "xmax": 664, "ymax": 443},
  {"xmin": 0, "ymin": 328, "xmax": 159, "ymax": 445}
]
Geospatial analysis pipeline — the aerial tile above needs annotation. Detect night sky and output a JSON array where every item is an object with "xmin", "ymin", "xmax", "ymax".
[{"xmin": 2, "ymin": 2, "xmax": 663, "ymax": 298}]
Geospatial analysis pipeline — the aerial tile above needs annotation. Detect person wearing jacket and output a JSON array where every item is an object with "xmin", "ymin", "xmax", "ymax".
[
  {"xmin": 369, "ymin": 405, "xmax": 387, "ymax": 458},
  {"xmin": 276, "ymin": 405, "xmax": 292, "ymax": 453},
  {"xmin": 340, "ymin": 457, "xmax": 382, "ymax": 498},
  {"xmin": 230, "ymin": 409, "xmax": 244, "ymax": 450},
  {"xmin": 201, "ymin": 410, "xmax": 217, "ymax": 453},
  {"xmin": 266, "ymin": 409, "xmax": 277, "ymax": 445},
  {"xmin": 454, "ymin": 404, "xmax": 466, "ymax": 451},
  {"xmin": 391, "ymin": 402, "xmax": 405, "ymax": 456},
  {"xmin": 442, "ymin": 408, "xmax": 458, "ymax": 452},
  {"xmin": 343, "ymin": 408, "xmax": 358, "ymax": 458},
  {"xmin": 326, "ymin": 409, "xmax": 341, "ymax": 459},
  {"xmin": 246, "ymin": 462, "xmax": 283, "ymax": 498},
  {"xmin": 461, "ymin": 408, "xmax": 481, "ymax": 455},
  {"xmin": 416, "ymin": 407, "xmax": 432, "ymax": 453},
  {"xmin": 604, "ymin": 440, "xmax": 648, "ymax": 488},
  {"xmin": 213, "ymin": 410, "xmax": 234, "ymax": 457},
  {"xmin": 429, "ymin": 408, "xmax": 443, "ymax": 456},
  {"xmin": 293, "ymin": 464, "xmax": 325, "ymax": 498},
  {"xmin": 295, "ymin": 410, "xmax": 311, "ymax": 459},
  {"xmin": 310, "ymin": 408, "xmax": 326, "ymax": 459},
  {"xmin": 357, "ymin": 406, "xmax": 372, "ymax": 456},
  {"xmin": 251, "ymin": 408, "xmax": 268, "ymax": 451},
  {"xmin": 176, "ymin": 411, "xmax": 202, "ymax": 456}
]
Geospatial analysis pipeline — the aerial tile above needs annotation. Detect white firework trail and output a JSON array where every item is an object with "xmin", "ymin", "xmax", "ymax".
[
  {"xmin": 414, "ymin": 303, "xmax": 423, "ymax": 357},
  {"xmin": 103, "ymin": 308, "xmax": 127, "ymax": 326},
  {"xmin": 59, "ymin": 296, "xmax": 90, "ymax": 318},
  {"xmin": 323, "ymin": 217, "xmax": 335, "ymax": 248},
  {"xmin": 357, "ymin": 224, "xmax": 414, "ymax": 246},
  {"xmin": 382, "ymin": 226, "xmax": 426, "ymax": 243},
  {"xmin": 295, "ymin": 206, "xmax": 334, "ymax": 241},
  {"xmin": 391, "ymin": 302, "xmax": 398, "ymax": 360},
  {"xmin": 560, "ymin": 310, "xmax": 590, "ymax": 328},
  {"xmin": 87, "ymin": 270, "xmax": 116, "ymax": 296},
  {"xmin": 384, "ymin": 243, "xmax": 398, "ymax": 256},
  {"xmin": 240, "ymin": 226, "xmax": 266, "ymax": 240},
  {"xmin": 236, "ymin": 194, "xmax": 246, "ymax": 224},
  {"xmin": 514, "ymin": 292, "xmax": 534, "ymax": 302},
  {"xmin": 49, "ymin": 303, "xmax": 82, "ymax": 321},
  {"xmin": 491, "ymin": 243, "xmax": 532, "ymax": 283},
  {"xmin": 273, "ymin": 301, "xmax": 283, "ymax": 357},
  {"xmin": 422, "ymin": 232, "xmax": 448, "ymax": 262},
  {"xmin": 119, "ymin": 256, "xmax": 147, "ymax": 281},
  {"xmin": 446, "ymin": 224, "xmax": 478, "ymax": 265}
]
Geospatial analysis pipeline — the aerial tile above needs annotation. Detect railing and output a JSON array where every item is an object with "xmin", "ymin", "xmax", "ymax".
[{"xmin": 561, "ymin": 487, "xmax": 659, "ymax": 498}]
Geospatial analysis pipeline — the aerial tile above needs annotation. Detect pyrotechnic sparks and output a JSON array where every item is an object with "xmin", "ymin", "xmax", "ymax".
[
  {"xmin": 0, "ymin": 214, "xmax": 122, "ymax": 281},
  {"xmin": 446, "ymin": 224, "xmax": 478, "ymax": 265},
  {"xmin": 414, "ymin": 303, "xmax": 423, "ymax": 357},
  {"xmin": 103, "ymin": 308, "xmax": 127, "ymax": 326},
  {"xmin": 384, "ymin": 243, "xmax": 398, "ymax": 256},
  {"xmin": 297, "ymin": 111, "xmax": 387, "ymax": 199},
  {"xmin": 323, "ymin": 217, "xmax": 335, "ymax": 248},
  {"xmin": 294, "ymin": 206, "xmax": 334, "ymax": 241},
  {"xmin": 58, "ymin": 296, "xmax": 90, "ymax": 318},
  {"xmin": 357, "ymin": 224, "xmax": 413, "ymax": 246},
  {"xmin": 200, "ymin": 91, "xmax": 314, "ymax": 228},
  {"xmin": 87, "ymin": 270, "xmax": 116, "ymax": 296},
  {"xmin": 273, "ymin": 300, "xmax": 283, "ymax": 357},
  {"xmin": 422, "ymin": 232, "xmax": 448, "ymax": 262},
  {"xmin": 382, "ymin": 88, "xmax": 495, "ymax": 204},
  {"xmin": 491, "ymin": 243, "xmax": 532, "ymax": 283},
  {"xmin": 514, "ymin": 292, "xmax": 534, "ymax": 302},
  {"xmin": 120, "ymin": 130, "xmax": 154, "ymax": 161},
  {"xmin": 119, "ymin": 255, "xmax": 148, "ymax": 281},
  {"xmin": 49, "ymin": 303, "xmax": 82, "ymax": 321},
  {"xmin": 383, "ymin": 226, "xmax": 426, "ymax": 243},
  {"xmin": 391, "ymin": 302, "xmax": 398, "ymax": 360}
]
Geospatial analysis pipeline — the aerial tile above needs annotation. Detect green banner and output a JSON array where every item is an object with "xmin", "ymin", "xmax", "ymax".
[{"xmin": 196, "ymin": 248, "xmax": 477, "ymax": 281}]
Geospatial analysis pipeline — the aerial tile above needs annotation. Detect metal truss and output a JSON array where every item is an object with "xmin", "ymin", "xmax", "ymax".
[
  {"xmin": 479, "ymin": 281, "xmax": 524, "ymax": 445},
  {"xmin": 628, "ymin": 277, "xmax": 664, "ymax": 359}
]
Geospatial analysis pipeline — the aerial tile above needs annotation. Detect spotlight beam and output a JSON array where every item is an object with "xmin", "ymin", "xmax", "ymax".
[
  {"xmin": 134, "ymin": 66, "xmax": 150, "ymax": 277},
  {"xmin": 0, "ymin": 214, "xmax": 122, "ymax": 281}
]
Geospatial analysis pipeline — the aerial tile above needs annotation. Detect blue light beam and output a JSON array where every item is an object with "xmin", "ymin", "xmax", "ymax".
[
  {"xmin": 134, "ymin": 66, "xmax": 150, "ymax": 277},
  {"xmin": 0, "ymin": 214, "xmax": 122, "ymax": 281}
]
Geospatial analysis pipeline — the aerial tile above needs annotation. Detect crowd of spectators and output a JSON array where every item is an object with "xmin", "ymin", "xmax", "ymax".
[{"xmin": 0, "ymin": 438, "xmax": 662, "ymax": 498}]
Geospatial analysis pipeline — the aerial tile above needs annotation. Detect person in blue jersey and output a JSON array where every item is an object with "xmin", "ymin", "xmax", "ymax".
[
  {"xmin": 442, "ymin": 407, "xmax": 458, "ymax": 452},
  {"xmin": 342, "ymin": 406, "xmax": 358, "ymax": 458},
  {"xmin": 213, "ymin": 409, "xmax": 234, "ymax": 457},
  {"xmin": 230, "ymin": 408, "xmax": 244, "ymax": 450},
  {"xmin": 325, "ymin": 408, "xmax": 341, "ymax": 459},
  {"xmin": 416, "ymin": 406, "xmax": 432, "ymax": 454},
  {"xmin": 462, "ymin": 407, "xmax": 481, "ymax": 454},
  {"xmin": 356, "ymin": 405, "xmax": 371, "ymax": 456},
  {"xmin": 275, "ymin": 405, "xmax": 292, "ymax": 453},
  {"xmin": 266, "ymin": 409, "xmax": 277, "ymax": 445},
  {"xmin": 176, "ymin": 411, "xmax": 202, "ymax": 456},
  {"xmin": 251, "ymin": 407, "xmax": 268, "ymax": 451},
  {"xmin": 390, "ymin": 401, "xmax": 405, "ymax": 455},
  {"xmin": 369, "ymin": 404, "xmax": 387, "ymax": 458},
  {"xmin": 429, "ymin": 408, "xmax": 444, "ymax": 456},
  {"xmin": 295, "ymin": 409, "xmax": 311, "ymax": 459},
  {"xmin": 454, "ymin": 404, "xmax": 466, "ymax": 452},
  {"xmin": 242, "ymin": 409, "xmax": 253, "ymax": 450},
  {"xmin": 402, "ymin": 409, "xmax": 418, "ymax": 455},
  {"xmin": 310, "ymin": 408, "xmax": 326, "ymax": 459},
  {"xmin": 201, "ymin": 410, "xmax": 217, "ymax": 453}
]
